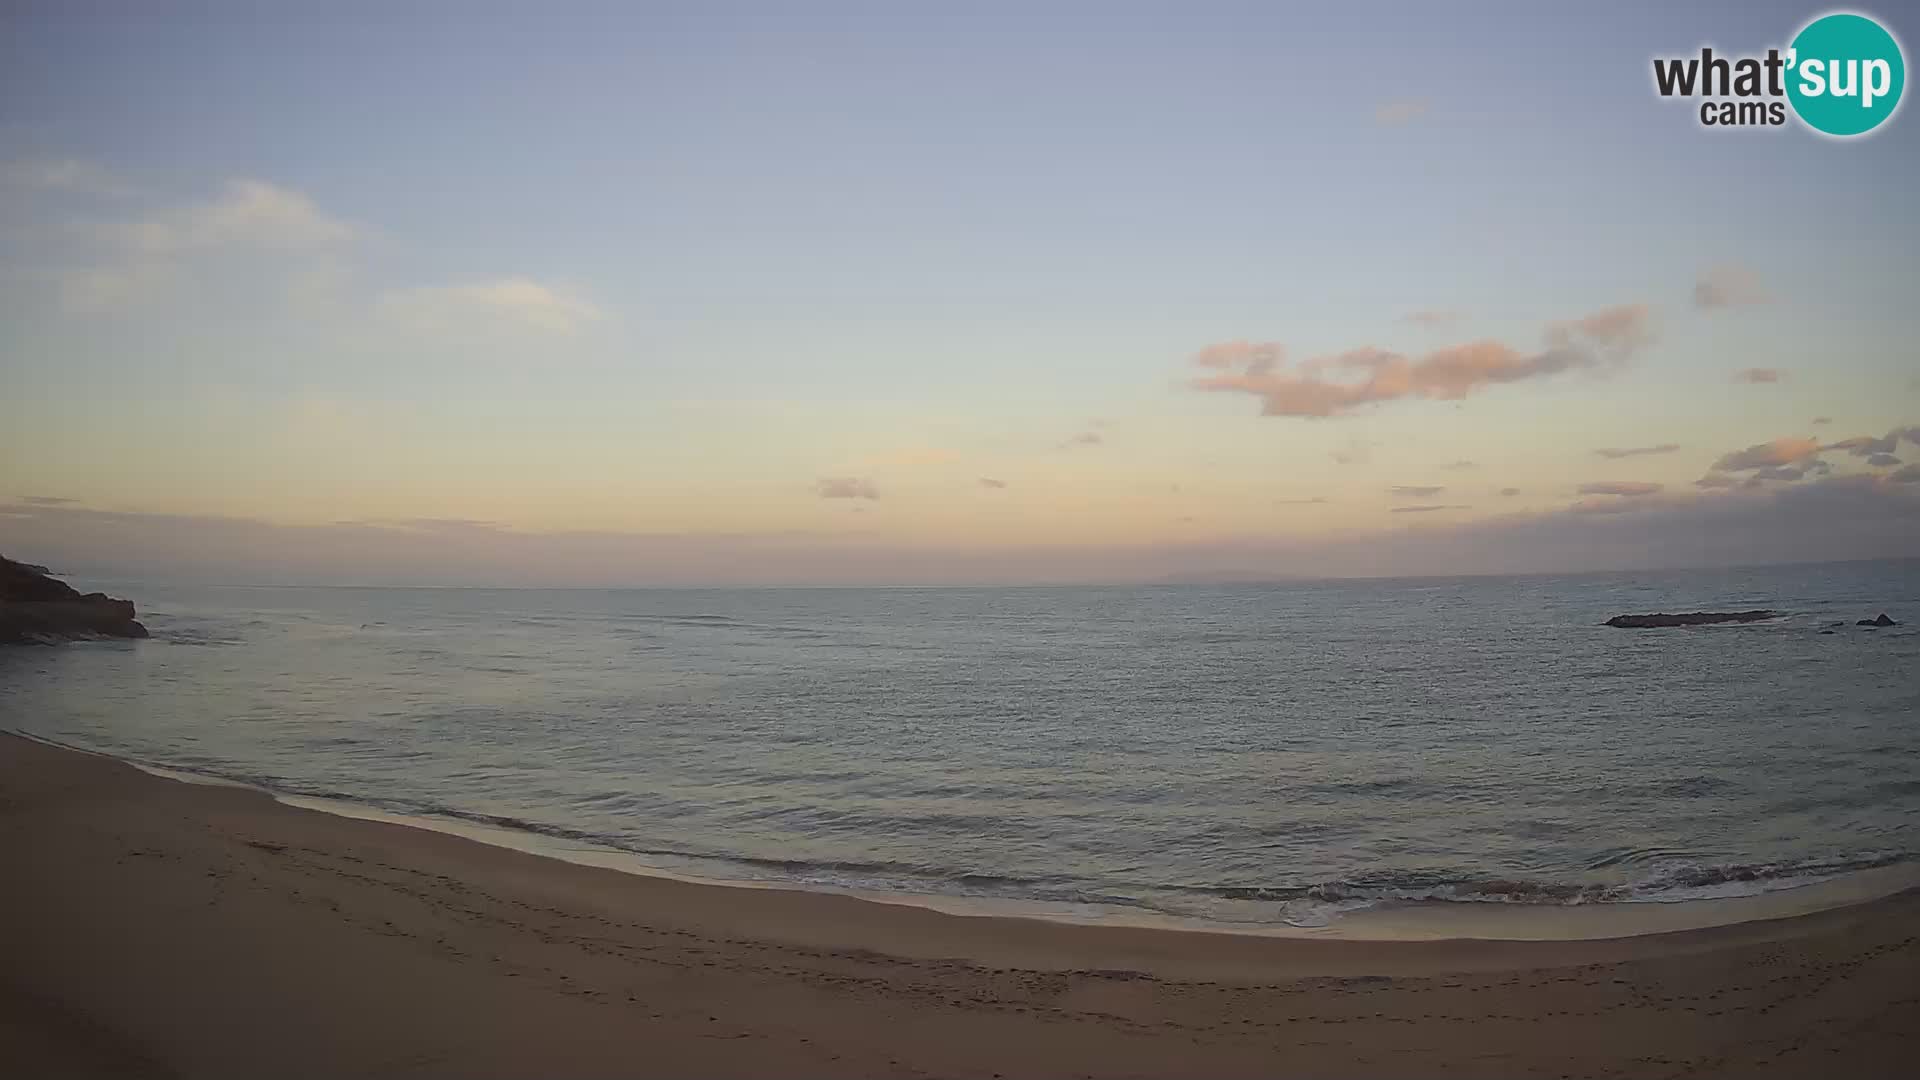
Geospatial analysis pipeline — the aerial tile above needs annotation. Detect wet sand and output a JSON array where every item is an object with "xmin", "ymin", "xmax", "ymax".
[{"xmin": 2, "ymin": 732, "xmax": 1915, "ymax": 1078}]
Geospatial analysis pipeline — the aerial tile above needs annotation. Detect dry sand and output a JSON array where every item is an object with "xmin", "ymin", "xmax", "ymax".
[{"xmin": 2, "ymin": 732, "xmax": 1915, "ymax": 1078}]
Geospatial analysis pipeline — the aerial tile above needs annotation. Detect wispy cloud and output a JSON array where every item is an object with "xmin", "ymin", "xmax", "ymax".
[
  {"xmin": 1595, "ymin": 443, "xmax": 1680, "ymax": 459},
  {"xmin": 1824, "ymin": 430, "xmax": 1909, "ymax": 457},
  {"xmin": 1190, "ymin": 304, "xmax": 1652, "ymax": 418},
  {"xmin": 18, "ymin": 495, "xmax": 79, "ymax": 506},
  {"xmin": 1438, "ymin": 459, "xmax": 1479, "ymax": 471},
  {"xmin": 815, "ymin": 477, "xmax": 879, "ymax": 500},
  {"xmin": 54, "ymin": 178, "xmax": 357, "ymax": 311},
  {"xmin": 1812, "ymin": 417, "xmax": 1832, "ymax": 426},
  {"xmin": 978, "ymin": 477, "xmax": 1007, "ymax": 489},
  {"xmin": 1733, "ymin": 367, "xmax": 1784, "ymax": 384},
  {"xmin": 1276, "ymin": 496, "xmax": 1329, "ymax": 505},
  {"xmin": 1375, "ymin": 99, "xmax": 1430, "ymax": 125},
  {"xmin": 1, "ymin": 157, "xmax": 134, "ymax": 198},
  {"xmin": 1499, "ymin": 487, "xmax": 1521, "ymax": 496},
  {"xmin": 1400, "ymin": 309, "xmax": 1461, "ymax": 328},
  {"xmin": 112, "ymin": 179, "xmax": 355, "ymax": 255},
  {"xmin": 1693, "ymin": 264, "xmax": 1769, "ymax": 310},
  {"xmin": 1391, "ymin": 504, "xmax": 1467, "ymax": 513},
  {"xmin": 1577, "ymin": 481, "xmax": 1663, "ymax": 496},
  {"xmin": 1061, "ymin": 430, "xmax": 1104, "ymax": 448},
  {"xmin": 381, "ymin": 277, "xmax": 602, "ymax": 335},
  {"xmin": 1390, "ymin": 485, "xmax": 1444, "ymax": 497},
  {"xmin": 389, "ymin": 518, "xmax": 505, "ymax": 533}
]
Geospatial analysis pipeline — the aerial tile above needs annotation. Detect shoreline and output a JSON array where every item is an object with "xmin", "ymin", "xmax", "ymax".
[
  {"xmin": 20, "ymin": 728, "xmax": 1918, "ymax": 944},
  {"xmin": 5, "ymin": 732, "xmax": 1920, "ymax": 1077}
]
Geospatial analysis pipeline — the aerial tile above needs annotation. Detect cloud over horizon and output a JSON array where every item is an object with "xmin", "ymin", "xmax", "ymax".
[
  {"xmin": 1577, "ymin": 481, "xmax": 1664, "ymax": 496},
  {"xmin": 4, "ymin": 473, "xmax": 1914, "ymax": 587}
]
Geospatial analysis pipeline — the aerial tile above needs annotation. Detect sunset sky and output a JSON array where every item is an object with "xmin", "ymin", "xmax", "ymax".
[{"xmin": 3, "ymin": 2, "xmax": 1917, "ymax": 585}]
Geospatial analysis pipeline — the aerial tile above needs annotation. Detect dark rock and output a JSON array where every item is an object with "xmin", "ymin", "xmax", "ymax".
[
  {"xmin": 1604, "ymin": 610, "xmax": 1775, "ymax": 629},
  {"xmin": 0, "ymin": 555, "xmax": 148, "ymax": 644},
  {"xmin": 1855, "ymin": 613, "xmax": 1897, "ymax": 627},
  {"xmin": 1819, "ymin": 630, "xmax": 1836, "ymax": 635}
]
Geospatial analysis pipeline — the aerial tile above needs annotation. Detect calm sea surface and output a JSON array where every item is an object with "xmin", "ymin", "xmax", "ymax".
[{"xmin": 4, "ymin": 560, "xmax": 1918, "ymax": 926}]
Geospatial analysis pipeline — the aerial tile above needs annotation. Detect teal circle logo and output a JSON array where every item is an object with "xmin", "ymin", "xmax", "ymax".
[{"xmin": 1786, "ymin": 12, "xmax": 1905, "ymax": 136}]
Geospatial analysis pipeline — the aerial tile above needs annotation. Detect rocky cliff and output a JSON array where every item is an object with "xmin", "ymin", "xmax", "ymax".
[{"xmin": 0, "ymin": 555, "xmax": 149, "ymax": 644}]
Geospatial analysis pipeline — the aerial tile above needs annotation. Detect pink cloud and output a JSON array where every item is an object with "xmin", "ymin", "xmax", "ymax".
[
  {"xmin": 1733, "ymin": 367, "xmax": 1784, "ymax": 384},
  {"xmin": 1192, "ymin": 341, "xmax": 1283, "ymax": 371},
  {"xmin": 1191, "ymin": 304, "xmax": 1651, "ymax": 418}
]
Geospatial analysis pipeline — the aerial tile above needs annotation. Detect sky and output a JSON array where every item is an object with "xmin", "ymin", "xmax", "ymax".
[{"xmin": 2, "ymin": 1, "xmax": 1917, "ymax": 585}]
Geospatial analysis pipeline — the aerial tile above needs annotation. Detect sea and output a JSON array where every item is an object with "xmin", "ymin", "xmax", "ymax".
[{"xmin": 4, "ymin": 558, "xmax": 1917, "ymax": 929}]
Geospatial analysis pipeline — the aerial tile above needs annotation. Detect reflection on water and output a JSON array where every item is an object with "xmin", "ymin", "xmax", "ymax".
[{"xmin": 4, "ymin": 559, "xmax": 1917, "ymax": 926}]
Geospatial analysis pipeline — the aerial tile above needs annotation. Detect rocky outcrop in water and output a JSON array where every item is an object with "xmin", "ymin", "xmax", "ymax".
[
  {"xmin": 1604, "ymin": 610, "xmax": 1776, "ymax": 629},
  {"xmin": 0, "ymin": 555, "xmax": 148, "ymax": 644},
  {"xmin": 1856, "ymin": 613, "xmax": 1898, "ymax": 627}
]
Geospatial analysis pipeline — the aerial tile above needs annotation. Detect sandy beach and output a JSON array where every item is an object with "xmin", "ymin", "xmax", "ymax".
[{"xmin": 3, "ymin": 733, "xmax": 1916, "ymax": 1079}]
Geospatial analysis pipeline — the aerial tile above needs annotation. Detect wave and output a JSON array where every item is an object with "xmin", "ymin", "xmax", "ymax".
[
  {"xmin": 301, "ymin": 790, "xmax": 1918, "ymax": 913},
  {"xmin": 13, "ymin": 732, "xmax": 1910, "ymax": 925},
  {"xmin": 1163, "ymin": 851, "xmax": 1914, "ymax": 908}
]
